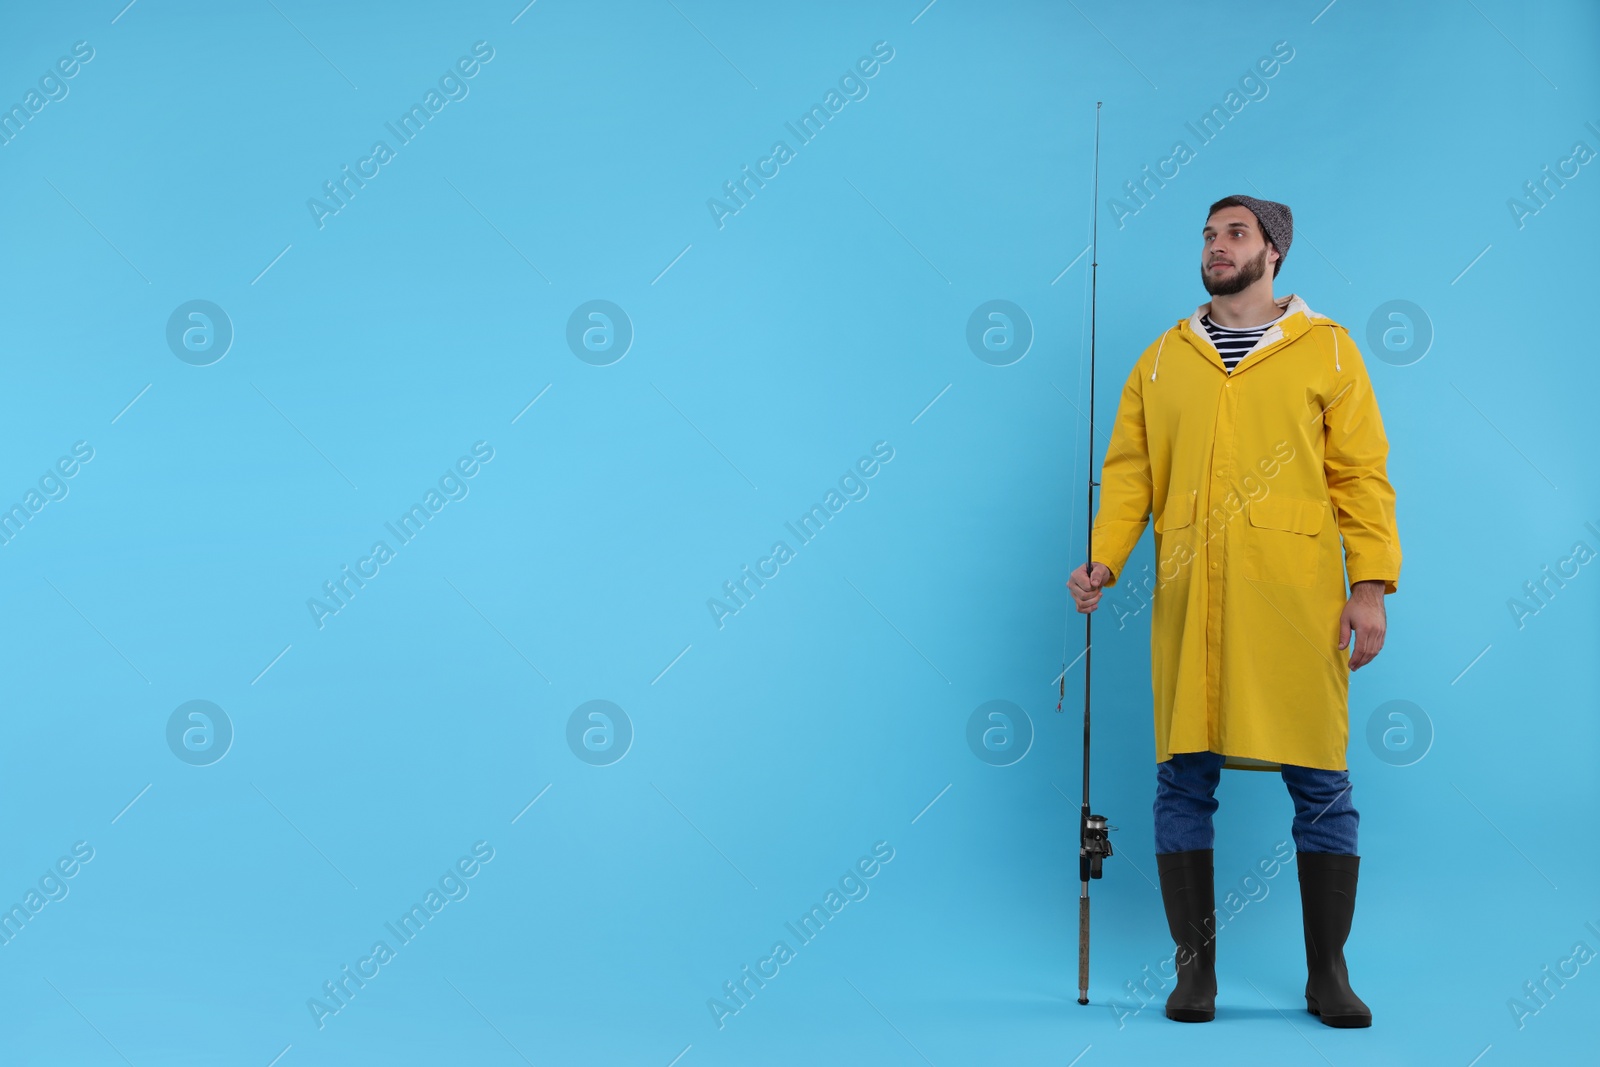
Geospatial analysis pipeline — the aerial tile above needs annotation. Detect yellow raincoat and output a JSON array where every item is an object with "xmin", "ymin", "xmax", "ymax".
[{"xmin": 1091, "ymin": 293, "xmax": 1401, "ymax": 772}]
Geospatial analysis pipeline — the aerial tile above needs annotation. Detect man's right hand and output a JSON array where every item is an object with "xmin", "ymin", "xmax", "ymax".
[{"xmin": 1067, "ymin": 562, "xmax": 1113, "ymax": 613}]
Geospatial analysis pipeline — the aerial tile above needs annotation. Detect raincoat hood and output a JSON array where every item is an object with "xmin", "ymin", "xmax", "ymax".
[{"xmin": 1150, "ymin": 292, "xmax": 1343, "ymax": 381}]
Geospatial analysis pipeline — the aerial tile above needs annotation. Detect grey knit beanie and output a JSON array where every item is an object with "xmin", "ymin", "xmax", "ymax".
[{"xmin": 1226, "ymin": 194, "xmax": 1293, "ymax": 268}]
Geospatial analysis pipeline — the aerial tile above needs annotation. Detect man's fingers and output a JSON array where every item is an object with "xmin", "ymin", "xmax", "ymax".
[
  {"xmin": 1068, "ymin": 565, "xmax": 1106, "ymax": 597},
  {"xmin": 1351, "ymin": 626, "xmax": 1375, "ymax": 669},
  {"xmin": 1067, "ymin": 564, "xmax": 1110, "ymax": 613},
  {"xmin": 1353, "ymin": 618, "xmax": 1387, "ymax": 668}
]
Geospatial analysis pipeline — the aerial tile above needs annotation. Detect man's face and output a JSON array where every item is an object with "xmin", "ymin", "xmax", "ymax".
[{"xmin": 1200, "ymin": 208, "xmax": 1277, "ymax": 296}]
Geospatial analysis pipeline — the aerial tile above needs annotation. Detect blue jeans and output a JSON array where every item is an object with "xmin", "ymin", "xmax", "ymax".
[{"xmin": 1154, "ymin": 750, "xmax": 1358, "ymax": 855}]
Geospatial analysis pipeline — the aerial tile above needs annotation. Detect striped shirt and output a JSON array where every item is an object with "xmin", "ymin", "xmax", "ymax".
[{"xmin": 1202, "ymin": 311, "xmax": 1284, "ymax": 373}]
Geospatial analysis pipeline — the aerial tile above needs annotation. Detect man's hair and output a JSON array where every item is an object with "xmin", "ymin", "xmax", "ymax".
[{"xmin": 1206, "ymin": 196, "xmax": 1281, "ymax": 278}]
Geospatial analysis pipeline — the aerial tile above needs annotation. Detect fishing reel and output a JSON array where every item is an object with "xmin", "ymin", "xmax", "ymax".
[{"xmin": 1079, "ymin": 813, "xmax": 1115, "ymax": 881}]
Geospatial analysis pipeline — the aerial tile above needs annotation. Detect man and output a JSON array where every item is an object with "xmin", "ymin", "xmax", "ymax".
[{"xmin": 1066, "ymin": 195, "xmax": 1400, "ymax": 1028}]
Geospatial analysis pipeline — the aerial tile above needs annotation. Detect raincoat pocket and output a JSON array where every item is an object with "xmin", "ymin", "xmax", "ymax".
[
  {"xmin": 1243, "ymin": 496, "xmax": 1325, "ymax": 588},
  {"xmin": 1154, "ymin": 489, "xmax": 1196, "ymax": 534},
  {"xmin": 1154, "ymin": 489, "xmax": 1198, "ymax": 586}
]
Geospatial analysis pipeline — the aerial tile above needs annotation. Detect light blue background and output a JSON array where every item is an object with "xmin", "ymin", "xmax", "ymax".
[{"xmin": 1, "ymin": 1, "xmax": 1596, "ymax": 1064}]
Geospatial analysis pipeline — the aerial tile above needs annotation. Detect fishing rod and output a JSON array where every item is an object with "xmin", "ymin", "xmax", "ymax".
[{"xmin": 1057, "ymin": 99, "xmax": 1114, "ymax": 1008}]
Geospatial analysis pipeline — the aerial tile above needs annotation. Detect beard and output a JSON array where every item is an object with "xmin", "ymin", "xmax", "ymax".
[{"xmin": 1201, "ymin": 245, "xmax": 1268, "ymax": 296}]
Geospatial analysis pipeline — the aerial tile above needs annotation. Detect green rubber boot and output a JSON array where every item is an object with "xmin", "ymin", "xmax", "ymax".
[
  {"xmin": 1156, "ymin": 849, "xmax": 1217, "ymax": 1022},
  {"xmin": 1297, "ymin": 851, "xmax": 1373, "ymax": 1028}
]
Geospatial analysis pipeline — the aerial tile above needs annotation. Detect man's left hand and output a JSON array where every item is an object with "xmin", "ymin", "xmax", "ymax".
[{"xmin": 1338, "ymin": 580, "xmax": 1387, "ymax": 670}]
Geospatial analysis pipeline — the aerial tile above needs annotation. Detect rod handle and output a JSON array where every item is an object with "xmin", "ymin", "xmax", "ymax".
[{"xmin": 1077, "ymin": 895, "xmax": 1090, "ymax": 1004}]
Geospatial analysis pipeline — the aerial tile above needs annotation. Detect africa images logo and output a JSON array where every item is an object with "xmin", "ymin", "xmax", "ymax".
[
  {"xmin": 306, "ymin": 442, "xmax": 494, "ymax": 629},
  {"xmin": 306, "ymin": 41, "xmax": 495, "ymax": 229}
]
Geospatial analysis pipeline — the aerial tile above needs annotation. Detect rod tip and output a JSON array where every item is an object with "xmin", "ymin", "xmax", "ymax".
[{"xmin": 1077, "ymin": 997, "xmax": 1089, "ymax": 1006}]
